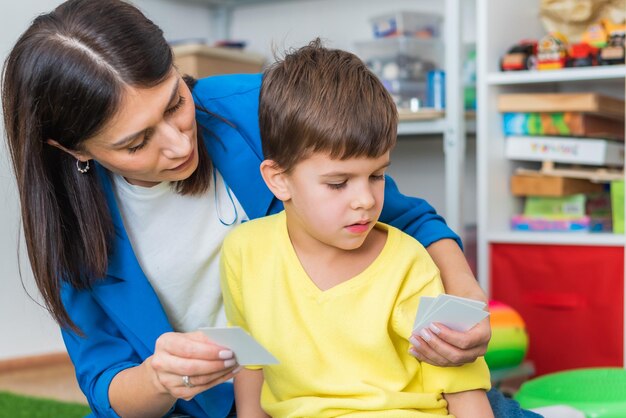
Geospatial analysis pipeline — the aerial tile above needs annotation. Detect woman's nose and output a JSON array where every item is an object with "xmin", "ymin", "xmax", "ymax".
[{"xmin": 159, "ymin": 122, "xmax": 191, "ymax": 159}]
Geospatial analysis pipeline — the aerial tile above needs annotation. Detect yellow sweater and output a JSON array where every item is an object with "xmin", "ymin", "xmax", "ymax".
[{"xmin": 220, "ymin": 212, "xmax": 490, "ymax": 418}]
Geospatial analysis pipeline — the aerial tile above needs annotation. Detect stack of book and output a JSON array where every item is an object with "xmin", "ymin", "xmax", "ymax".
[{"xmin": 498, "ymin": 93, "xmax": 624, "ymax": 232}]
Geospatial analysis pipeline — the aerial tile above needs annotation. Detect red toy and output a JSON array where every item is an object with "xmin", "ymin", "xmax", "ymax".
[{"xmin": 567, "ymin": 42, "xmax": 599, "ymax": 67}]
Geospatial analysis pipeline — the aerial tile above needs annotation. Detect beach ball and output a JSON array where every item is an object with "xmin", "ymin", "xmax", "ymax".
[{"xmin": 485, "ymin": 300, "xmax": 529, "ymax": 370}]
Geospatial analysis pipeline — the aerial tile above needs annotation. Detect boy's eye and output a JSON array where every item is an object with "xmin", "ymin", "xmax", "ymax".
[
  {"xmin": 327, "ymin": 181, "xmax": 347, "ymax": 190},
  {"xmin": 371, "ymin": 174, "xmax": 385, "ymax": 182}
]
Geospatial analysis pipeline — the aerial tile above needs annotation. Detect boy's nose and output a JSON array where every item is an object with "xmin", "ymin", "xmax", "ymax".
[{"xmin": 351, "ymin": 187, "xmax": 376, "ymax": 210}]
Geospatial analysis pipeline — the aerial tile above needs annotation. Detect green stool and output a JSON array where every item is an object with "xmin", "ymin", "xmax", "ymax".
[{"xmin": 514, "ymin": 368, "xmax": 626, "ymax": 417}]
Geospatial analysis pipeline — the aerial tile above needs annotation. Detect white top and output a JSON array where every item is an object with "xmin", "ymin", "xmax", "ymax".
[{"xmin": 112, "ymin": 170, "xmax": 248, "ymax": 332}]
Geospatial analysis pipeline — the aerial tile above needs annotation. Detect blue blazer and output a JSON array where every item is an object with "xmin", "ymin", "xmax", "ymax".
[{"xmin": 61, "ymin": 73, "xmax": 459, "ymax": 418}]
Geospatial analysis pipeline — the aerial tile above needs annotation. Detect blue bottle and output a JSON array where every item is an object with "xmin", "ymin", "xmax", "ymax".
[{"xmin": 427, "ymin": 70, "xmax": 445, "ymax": 109}]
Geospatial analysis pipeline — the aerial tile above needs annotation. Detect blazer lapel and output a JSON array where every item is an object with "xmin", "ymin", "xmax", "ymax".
[
  {"xmin": 196, "ymin": 114, "xmax": 276, "ymax": 221},
  {"xmin": 93, "ymin": 166, "xmax": 172, "ymax": 355}
]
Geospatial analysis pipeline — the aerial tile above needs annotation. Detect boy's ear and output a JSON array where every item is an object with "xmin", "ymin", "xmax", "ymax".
[
  {"xmin": 46, "ymin": 139, "xmax": 91, "ymax": 162},
  {"xmin": 260, "ymin": 160, "xmax": 291, "ymax": 201}
]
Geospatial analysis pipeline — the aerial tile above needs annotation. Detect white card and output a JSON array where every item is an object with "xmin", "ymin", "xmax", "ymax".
[
  {"xmin": 413, "ymin": 295, "xmax": 489, "ymax": 334},
  {"xmin": 200, "ymin": 326, "xmax": 279, "ymax": 366},
  {"xmin": 413, "ymin": 297, "xmax": 436, "ymax": 330},
  {"xmin": 436, "ymin": 294, "xmax": 486, "ymax": 310}
]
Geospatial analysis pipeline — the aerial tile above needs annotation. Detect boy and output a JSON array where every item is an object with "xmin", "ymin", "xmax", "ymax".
[{"xmin": 219, "ymin": 39, "xmax": 493, "ymax": 418}]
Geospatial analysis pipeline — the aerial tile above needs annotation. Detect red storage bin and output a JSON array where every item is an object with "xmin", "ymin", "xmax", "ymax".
[{"xmin": 491, "ymin": 243, "xmax": 624, "ymax": 375}]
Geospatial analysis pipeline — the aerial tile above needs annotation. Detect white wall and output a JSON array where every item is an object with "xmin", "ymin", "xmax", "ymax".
[{"xmin": 0, "ymin": 0, "xmax": 211, "ymax": 361}]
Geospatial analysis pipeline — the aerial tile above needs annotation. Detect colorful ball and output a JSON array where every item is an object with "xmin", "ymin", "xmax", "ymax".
[{"xmin": 485, "ymin": 300, "xmax": 529, "ymax": 370}]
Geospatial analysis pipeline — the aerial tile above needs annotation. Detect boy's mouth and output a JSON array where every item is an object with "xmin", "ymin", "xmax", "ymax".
[{"xmin": 345, "ymin": 221, "xmax": 370, "ymax": 234}]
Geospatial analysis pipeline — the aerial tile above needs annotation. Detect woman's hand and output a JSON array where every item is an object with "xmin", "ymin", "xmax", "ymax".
[
  {"xmin": 148, "ymin": 331, "xmax": 240, "ymax": 401},
  {"xmin": 408, "ymin": 317, "xmax": 491, "ymax": 366}
]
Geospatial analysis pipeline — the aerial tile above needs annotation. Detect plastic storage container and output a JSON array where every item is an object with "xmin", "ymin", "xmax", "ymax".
[
  {"xmin": 355, "ymin": 37, "xmax": 443, "ymax": 109},
  {"xmin": 370, "ymin": 11, "xmax": 441, "ymax": 39}
]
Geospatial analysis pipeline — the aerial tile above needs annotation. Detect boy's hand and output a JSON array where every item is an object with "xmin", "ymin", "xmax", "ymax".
[{"xmin": 408, "ymin": 317, "xmax": 491, "ymax": 366}]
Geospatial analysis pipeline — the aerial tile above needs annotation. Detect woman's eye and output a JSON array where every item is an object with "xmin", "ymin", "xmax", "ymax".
[
  {"xmin": 165, "ymin": 95, "xmax": 186, "ymax": 115},
  {"xmin": 127, "ymin": 141, "xmax": 147, "ymax": 154}
]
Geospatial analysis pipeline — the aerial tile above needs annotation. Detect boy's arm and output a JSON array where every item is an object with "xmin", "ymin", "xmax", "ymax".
[
  {"xmin": 234, "ymin": 369, "xmax": 269, "ymax": 418},
  {"xmin": 444, "ymin": 390, "xmax": 494, "ymax": 418}
]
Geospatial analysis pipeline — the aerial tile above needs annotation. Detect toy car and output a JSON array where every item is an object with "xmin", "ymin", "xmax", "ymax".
[
  {"xmin": 567, "ymin": 42, "xmax": 599, "ymax": 67},
  {"xmin": 599, "ymin": 31, "xmax": 625, "ymax": 65},
  {"xmin": 500, "ymin": 40, "xmax": 538, "ymax": 71},
  {"xmin": 537, "ymin": 32, "xmax": 569, "ymax": 70}
]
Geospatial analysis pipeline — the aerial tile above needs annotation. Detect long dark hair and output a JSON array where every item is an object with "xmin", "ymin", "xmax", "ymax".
[{"xmin": 2, "ymin": 0, "xmax": 211, "ymax": 331}]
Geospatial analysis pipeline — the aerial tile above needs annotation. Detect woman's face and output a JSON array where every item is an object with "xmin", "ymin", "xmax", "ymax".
[{"xmin": 77, "ymin": 70, "xmax": 198, "ymax": 187}]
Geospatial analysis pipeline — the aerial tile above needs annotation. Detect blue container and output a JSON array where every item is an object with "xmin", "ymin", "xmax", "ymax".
[{"xmin": 427, "ymin": 70, "xmax": 445, "ymax": 109}]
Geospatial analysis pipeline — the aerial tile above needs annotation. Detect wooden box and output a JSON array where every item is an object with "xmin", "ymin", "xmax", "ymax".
[
  {"xmin": 498, "ymin": 93, "xmax": 625, "ymax": 120},
  {"xmin": 511, "ymin": 174, "xmax": 604, "ymax": 197},
  {"xmin": 505, "ymin": 136, "xmax": 625, "ymax": 166},
  {"xmin": 172, "ymin": 44, "xmax": 265, "ymax": 78}
]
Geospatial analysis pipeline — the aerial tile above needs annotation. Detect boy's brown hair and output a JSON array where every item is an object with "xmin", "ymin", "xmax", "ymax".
[{"xmin": 259, "ymin": 38, "xmax": 398, "ymax": 172}]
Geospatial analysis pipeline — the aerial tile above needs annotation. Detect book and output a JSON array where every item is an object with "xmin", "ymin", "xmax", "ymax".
[
  {"xmin": 503, "ymin": 112, "xmax": 624, "ymax": 140},
  {"xmin": 511, "ymin": 215, "xmax": 590, "ymax": 232},
  {"xmin": 505, "ymin": 136, "xmax": 625, "ymax": 167},
  {"xmin": 498, "ymin": 93, "xmax": 624, "ymax": 119},
  {"xmin": 523, "ymin": 195, "xmax": 586, "ymax": 220}
]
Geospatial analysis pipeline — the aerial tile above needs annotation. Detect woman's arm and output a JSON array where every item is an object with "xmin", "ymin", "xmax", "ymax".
[
  {"xmin": 409, "ymin": 239, "xmax": 491, "ymax": 366},
  {"xmin": 61, "ymin": 285, "xmax": 238, "ymax": 417},
  {"xmin": 444, "ymin": 390, "xmax": 494, "ymax": 418},
  {"xmin": 379, "ymin": 178, "xmax": 491, "ymax": 366},
  {"xmin": 109, "ymin": 332, "xmax": 239, "ymax": 418},
  {"xmin": 234, "ymin": 369, "xmax": 270, "ymax": 418}
]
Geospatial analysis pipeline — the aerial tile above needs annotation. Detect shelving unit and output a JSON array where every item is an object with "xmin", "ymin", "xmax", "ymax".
[
  {"xmin": 477, "ymin": 0, "xmax": 626, "ymax": 376},
  {"xmin": 170, "ymin": 0, "xmax": 471, "ymax": 237}
]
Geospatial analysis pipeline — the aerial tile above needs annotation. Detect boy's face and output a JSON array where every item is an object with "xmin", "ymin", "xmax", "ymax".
[{"xmin": 282, "ymin": 151, "xmax": 390, "ymax": 251}]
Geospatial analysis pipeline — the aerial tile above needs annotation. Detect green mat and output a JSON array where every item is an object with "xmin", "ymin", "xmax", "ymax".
[{"xmin": 0, "ymin": 391, "xmax": 91, "ymax": 418}]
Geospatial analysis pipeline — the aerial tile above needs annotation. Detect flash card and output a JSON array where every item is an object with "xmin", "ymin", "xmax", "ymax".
[
  {"xmin": 413, "ymin": 295, "xmax": 489, "ymax": 334},
  {"xmin": 200, "ymin": 326, "xmax": 279, "ymax": 366}
]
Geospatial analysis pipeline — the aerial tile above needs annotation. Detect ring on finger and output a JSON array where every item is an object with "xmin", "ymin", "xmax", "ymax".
[{"xmin": 182, "ymin": 375, "xmax": 195, "ymax": 389}]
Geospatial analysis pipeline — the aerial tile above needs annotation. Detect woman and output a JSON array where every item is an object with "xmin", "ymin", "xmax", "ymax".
[{"xmin": 2, "ymin": 0, "xmax": 514, "ymax": 417}]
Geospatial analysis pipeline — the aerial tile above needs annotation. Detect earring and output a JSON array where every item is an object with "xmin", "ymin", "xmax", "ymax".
[{"xmin": 76, "ymin": 159, "xmax": 90, "ymax": 174}]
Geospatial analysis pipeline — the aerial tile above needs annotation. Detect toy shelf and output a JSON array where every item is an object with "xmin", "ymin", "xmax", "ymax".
[
  {"xmin": 487, "ymin": 65, "xmax": 626, "ymax": 85},
  {"xmin": 397, "ymin": 110, "xmax": 476, "ymax": 136},
  {"xmin": 477, "ymin": 0, "xmax": 626, "ymax": 376}
]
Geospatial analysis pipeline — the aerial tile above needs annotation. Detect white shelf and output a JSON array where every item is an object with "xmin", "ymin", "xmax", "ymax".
[
  {"xmin": 397, "ymin": 118, "xmax": 475, "ymax": 136},
  {"xmin": 487, "ymin": 231, "xmax": 625, "ymax": 246},
  {"xmin": 487, "ymin": 66, "xmax": 626, "ymax": 85}
]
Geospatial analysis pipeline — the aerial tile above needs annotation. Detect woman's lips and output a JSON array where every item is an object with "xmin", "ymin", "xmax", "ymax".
[{"xmin": 170, "ymin": 148, "xmax": 195, "ymax": 171}]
